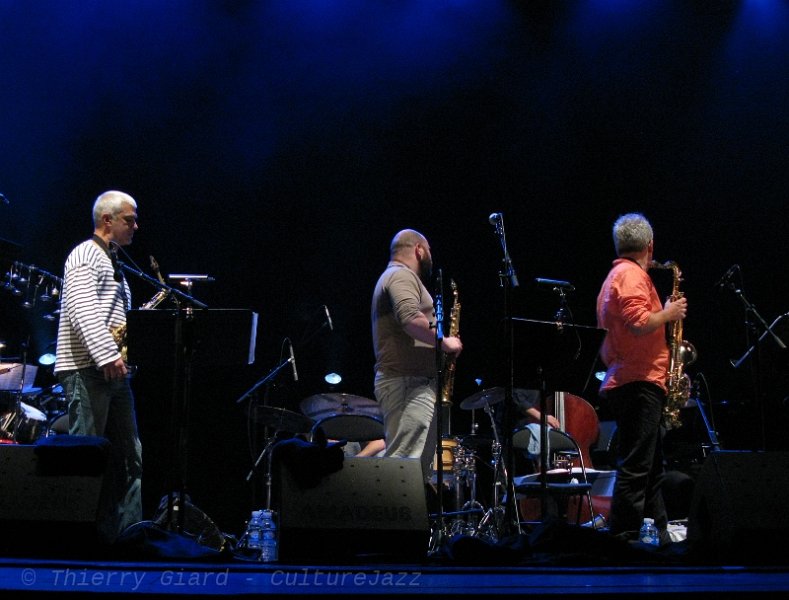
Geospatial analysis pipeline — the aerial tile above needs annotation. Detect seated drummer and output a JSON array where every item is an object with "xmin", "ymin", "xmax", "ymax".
[
  {"xmin": 512, "ymin": 389, "xmax": 561, "ymax": 430},
  {"xmin": 497, "ymin": 389, "xmax": 562, "ymax": 476}
]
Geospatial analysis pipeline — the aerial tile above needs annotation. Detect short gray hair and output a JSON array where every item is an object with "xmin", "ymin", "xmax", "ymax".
[
  {"xmin": 612, "ymin": 213, "xmax": 653, "ymax": 255},
  {"xmin": 92, "ymin": 190, "xmax": 137, "ymax": 227}
]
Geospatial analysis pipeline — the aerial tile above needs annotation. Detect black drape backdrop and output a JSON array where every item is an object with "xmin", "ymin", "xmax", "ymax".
[{"xmin": 2, "ymin": 1, "xmax": 787, "ymax": 533}]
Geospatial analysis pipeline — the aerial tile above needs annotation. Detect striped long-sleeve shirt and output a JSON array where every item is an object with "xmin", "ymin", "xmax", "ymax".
[{"xmin": 54, "ymin": 239, "xmax": 131, "ymax": 372}]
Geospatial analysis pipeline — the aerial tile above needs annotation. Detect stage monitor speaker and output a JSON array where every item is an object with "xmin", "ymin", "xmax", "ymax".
[
  {"xmin": 0, "ymin": 443, "xmax": 104, "ymax": 555},
  {"xmin": 687, "ymin": 450, "xmax": 789, "ymax": 564},
  {"xmin": 276, "ymin": 457, "xmax": 429, "ymax": 561}
]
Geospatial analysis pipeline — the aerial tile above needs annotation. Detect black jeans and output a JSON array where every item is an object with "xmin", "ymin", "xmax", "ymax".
[{"xmin": 606, "ymin": 381, "xmax": 668, "ymax": 538}]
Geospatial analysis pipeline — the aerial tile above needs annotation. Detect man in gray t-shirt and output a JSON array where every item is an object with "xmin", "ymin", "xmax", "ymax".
[{"xmin": 371, "ymin": 229, "xmax": 462, "ymax": 480}]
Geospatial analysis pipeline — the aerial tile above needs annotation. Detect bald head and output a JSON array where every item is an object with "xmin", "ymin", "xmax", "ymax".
[
  {"xmin": 390, "ymin": 229, "xmax": 428, "ymax": 260},
  {"xmin": 388, "ymin": 228, "xmax": 433, "ymax": 280}
]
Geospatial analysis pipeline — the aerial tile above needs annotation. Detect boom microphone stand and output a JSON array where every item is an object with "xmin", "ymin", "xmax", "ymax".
[
  {"xmin": 488, "ymin": 212, "xmax": 521, "ymax": 535},
  {"xmin": 721, "ymin": 266, "xmax": 787, "ymax": 451}
]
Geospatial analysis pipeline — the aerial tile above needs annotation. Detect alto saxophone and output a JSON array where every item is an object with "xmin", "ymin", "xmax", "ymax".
[
  {"xmin": 440, "ymin": 279, "xmax": 460, "ymax": 407},
  {"xmin": 650, "ymin": 260, "xmax": 697, "ymax": 428},
  {"xmin": 111, "ymin": 256, "xmax": 171, "ymax": 361}
]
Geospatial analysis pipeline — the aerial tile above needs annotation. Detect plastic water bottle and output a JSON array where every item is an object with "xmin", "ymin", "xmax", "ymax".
[
  {"xmin": 259, "ymin": 509, "xmax": 278, "ymax": 562},
  {"xmin": 245, "ymin": 510, "xmax": 264, "ymax": 553},
  {"xmin": 639, "ymin": 517, "xmax": 660, "ymax": 546}
]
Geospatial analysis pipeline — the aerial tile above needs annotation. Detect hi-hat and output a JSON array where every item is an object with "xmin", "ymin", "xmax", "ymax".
[
  {"xmin": 460, "ymin": 387, "xmax": 540, "ymax": 410},
  {"xmin": 251, "ymin": 405, "xmax": 314, "ymax": 433},
  {"xmin": 300, "ymin": 393, "xmax": 381, "ymax": 419}
]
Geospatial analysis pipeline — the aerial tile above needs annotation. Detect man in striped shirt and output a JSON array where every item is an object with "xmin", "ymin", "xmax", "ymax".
[{"xmin": 54, "ymin": 190, "xmax": 142, "ymax": 544}]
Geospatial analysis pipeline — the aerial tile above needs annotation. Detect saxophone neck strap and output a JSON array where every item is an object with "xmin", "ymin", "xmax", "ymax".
[{"xmin": 92, "ymin": 235, "xmax": 124, "ymax": 284}]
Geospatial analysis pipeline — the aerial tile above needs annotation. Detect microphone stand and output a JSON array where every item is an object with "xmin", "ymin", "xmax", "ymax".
[
  {"xmin": 727, "ymin": 284, "xmax": 787, "ymax": 451},
  {"xmin": 118, "ymin": 263, "xmax": 207, "ymax": 309},
  {"xmin": 490, "ymin": 213, "xmax": 521, "ymax": 536},
  {"xmin": 238, "ymin": 357, "xmax": 294, "ymax": 510}
]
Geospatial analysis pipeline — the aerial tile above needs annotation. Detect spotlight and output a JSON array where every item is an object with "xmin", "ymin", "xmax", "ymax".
[
  {"xmin": 38, "ymin": 353, "xmax": 56, "ymax": 366},
  {"xmin": 324, "ymin": 372, "xmax": 342, "ymax": 385}
]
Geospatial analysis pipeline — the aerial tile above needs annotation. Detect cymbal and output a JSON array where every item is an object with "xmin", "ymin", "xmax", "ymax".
[
  {"xmin": 300, "ymin": 393, "xmax": 381, "ymax": 419},
  {"xmin": 251, "ymin": 405, "xmax": 314, "ymax": 433},
  {"xmin": 460, "ymin": 387, "xmax": 539, "ymax": 410},
  {"xmin": 460, "ymin": 387, "xmax": 506, "ymax": 410}
]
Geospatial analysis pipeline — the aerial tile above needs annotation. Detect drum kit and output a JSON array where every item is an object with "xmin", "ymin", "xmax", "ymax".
[
  {"xmin": 247, "ymin": 386, "xmax": 527, "ymax": 542},
  {"xmin": 431, "ymin": 386, "xmax": 519, "ymax": 541},
  {"xmin": 0, "ymin": 364, "xmax": 67, "ymax": 444}
]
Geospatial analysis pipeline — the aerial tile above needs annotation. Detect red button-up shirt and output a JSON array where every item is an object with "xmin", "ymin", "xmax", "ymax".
[{"xmin": 596, "ymin": 258, "xmax": 669, "ymax": 394}]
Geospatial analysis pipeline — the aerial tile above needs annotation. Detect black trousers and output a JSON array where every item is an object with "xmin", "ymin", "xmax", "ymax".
[{"xmin": 606, "ymin": 381, "xmax": 669, "ymax": 538}]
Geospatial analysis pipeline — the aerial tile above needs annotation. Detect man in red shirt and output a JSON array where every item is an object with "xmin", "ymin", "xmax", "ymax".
[{"xmin": 596, "ymin": 213, "xmax": 687, "ymax": 545}]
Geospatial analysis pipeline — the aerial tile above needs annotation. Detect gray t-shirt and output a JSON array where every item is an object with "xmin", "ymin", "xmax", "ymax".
[{"xmin": 371, "ymin": 261, "xmax": 436, "ymax": 377}]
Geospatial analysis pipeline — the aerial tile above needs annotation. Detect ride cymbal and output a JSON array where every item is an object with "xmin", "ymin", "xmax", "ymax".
[
  {"xmin": 460, "ymin": 387, "xmax": 506, "ymax": 410},
  {"xmin": 460, "ymin": 387, "xmax": 540, "ymax": 410}
]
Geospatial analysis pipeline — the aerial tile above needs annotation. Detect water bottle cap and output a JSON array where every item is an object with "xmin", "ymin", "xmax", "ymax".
[{"xmin": 643, "ymin": 517, "xmax": 654, "ymax": 524}]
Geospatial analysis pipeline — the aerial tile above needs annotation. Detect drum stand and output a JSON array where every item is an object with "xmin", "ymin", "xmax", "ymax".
[
  {"xmin": 473, "ymin": 401, "xmax": 509, "ymax": 542},
  {"xmin": 446, "ymin": 444, "xmax": 485, "ymax": 537}
]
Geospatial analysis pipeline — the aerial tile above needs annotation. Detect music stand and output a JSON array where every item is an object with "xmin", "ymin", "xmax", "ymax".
[
  {"xmin": 126, "ymin": 308, "xmax": 258, "ymax": 530},
  {"xmin": 509, "ymin": 317, "xmax": 605, "ymax": 523}
]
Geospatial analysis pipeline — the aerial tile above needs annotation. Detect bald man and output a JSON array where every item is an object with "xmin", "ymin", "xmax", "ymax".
[
  {"xmin": 371, "ymin": 229, "xmax": 462, "ymax": 481},
  {"xmin": 55, "ymin": 190, "xmax": 143, "ymax": 544}
]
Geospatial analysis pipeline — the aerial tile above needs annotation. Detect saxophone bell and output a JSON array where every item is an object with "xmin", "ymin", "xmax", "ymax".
[{"xmin": 649, "ymin": 260, "xmax": 675, "ymax": 270}]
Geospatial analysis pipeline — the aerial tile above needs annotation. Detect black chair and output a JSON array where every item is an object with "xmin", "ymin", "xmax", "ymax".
[{"xmin": 511, "ymin": 425, "xmax": 595, "ymax": 525}]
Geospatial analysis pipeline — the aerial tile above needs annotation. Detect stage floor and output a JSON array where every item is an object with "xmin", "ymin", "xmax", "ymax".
[
  {"xmin": 3, "ymin": 525, "xmax": 789, "ymax": 598},
  {"xmin": 3, "ymin": 556, "xmax": 789, "ymax": 597}
]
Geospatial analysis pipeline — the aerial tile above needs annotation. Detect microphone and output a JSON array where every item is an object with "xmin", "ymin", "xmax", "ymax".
[
  {"xmin": 713, "ymin": 264, "xmax": 739, "ymax": 289},
  {"xmin": 323, "ymin": 305, "xmax": 333, "ymax": 331},
  {"xmin": 488, "ymin": 212, "xmax": 502, "ymax": 226},
  {"xmin": 109, "ymin": 247, "xmax": 123, "ymax": 283},
  {"xmin": 288, "ymin": 339, "xmax": 298, "ymax": 382},
  {"xmin": 535, "ymin": 278, "xmax": 575, "ymax": 292},
  {"xmin": 0, "ymin": 193, "xmax": 9, "ymax": 205}
]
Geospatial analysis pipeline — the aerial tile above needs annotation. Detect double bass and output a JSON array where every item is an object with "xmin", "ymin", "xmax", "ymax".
[{"xmin": 528, "ymin": 390, "xmax": 600, "ymax": 470}]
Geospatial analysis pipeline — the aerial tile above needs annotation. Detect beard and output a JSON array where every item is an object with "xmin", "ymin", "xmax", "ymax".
[{"xmin": 418, "ymin": 255, "xmax": 433, "ymax": 283}]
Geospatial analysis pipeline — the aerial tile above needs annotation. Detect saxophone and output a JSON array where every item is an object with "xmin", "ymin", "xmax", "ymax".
[
  {"xmin": 111, "ymin": 256, "xmax": 171, "ymax": 361},
  {"xmin": 440, "ymin": 279, "xmax": 460, "ymax": 407},
  {"xmin": 651, "ymin": 260, "xmax": 697, "ymax": 428}
]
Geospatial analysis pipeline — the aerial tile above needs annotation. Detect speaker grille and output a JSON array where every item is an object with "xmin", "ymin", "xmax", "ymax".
[{"xmin": 276, "ymin": 457, "xmax": 429, "ymax": 560}]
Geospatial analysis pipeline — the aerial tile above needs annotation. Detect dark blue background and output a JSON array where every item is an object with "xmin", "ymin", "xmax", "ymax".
[{"xmin": 2, "ymin": 1, "xmax": 787, "ymax": 530}]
